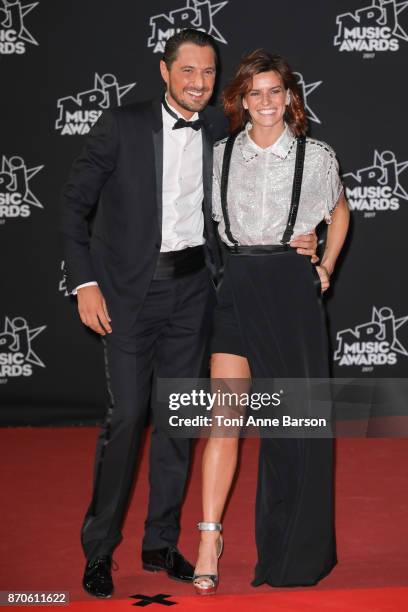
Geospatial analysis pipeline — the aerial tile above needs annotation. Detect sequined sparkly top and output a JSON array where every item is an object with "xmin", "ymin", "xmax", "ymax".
[{"xmin": 212, "ymin": 123, "xmax": 344, "ymax": 246}]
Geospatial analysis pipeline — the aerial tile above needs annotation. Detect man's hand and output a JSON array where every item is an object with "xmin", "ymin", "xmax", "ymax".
[
  {"xmin": 77, "ymin": 285, "xmax": 112, "ymax": 335},
  {"xmin": 290, "ymin": 231, "xmax": 319, "ymax": 263}
]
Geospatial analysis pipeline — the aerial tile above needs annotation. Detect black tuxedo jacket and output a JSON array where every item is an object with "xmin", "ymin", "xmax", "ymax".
[{"xmin": 60, "ymin": 98, "xmax": 228, "ymax": 322}]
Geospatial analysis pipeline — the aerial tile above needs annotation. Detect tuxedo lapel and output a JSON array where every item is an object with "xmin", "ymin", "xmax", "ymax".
[
  {"xmin": 200, "ymin": 114, "xmax": 222, "ymax": 276},
  {"xmin": 201, "ymin": 117, "xmax": 214, "ymax": 229},
  {"xmin": 151, "ymin": 99, "xmax": 163, "ymax": 236}
]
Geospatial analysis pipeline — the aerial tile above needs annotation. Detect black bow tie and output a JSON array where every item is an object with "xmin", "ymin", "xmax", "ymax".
[
  {"xmin": 172, "ymin": 117, "xmax": 203, "ymax": 131},
  {"xmin": 162, "ymin": 96, "xmax": 203, "ymax": 131}
]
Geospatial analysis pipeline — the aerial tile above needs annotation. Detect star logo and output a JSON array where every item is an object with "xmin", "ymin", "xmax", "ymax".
[
  {"xmin": 334, "ymin": 306, "xmax": 408, "ymax": 365},
  {"xmin": 390, "ymin": 0, "xmax": 408, "ymax": 42},
  {"xmin": 334, "ymin": 0, "xmax": 408, "ymax": 51},
  {"xmin": 294, "ymin": 72, "xmax": 322, "ymax": 124},
  {"xmin": 55, "ymin": 73, "xmax": 136, "ymax": 135},
  {"xmin": 92, "ymin": 73, "xmax": 136, "ymax": 107},
  {"xmin": 371, "ymin": 307, "xmax": 408, "ymax": 357},
  {"xmin": 343, "ymin": 150, "xmax": 408, "ymax": 201},
  {"xmin": 374, "ymin": 150, "xmax": 408, "ymax": 200},
  {"xmin": 1, "ymin": 155, "xmax": 43, "ymax": 209},
  {"xmin": 2, "ymin": 316, "xmax": 46, "ymax": 367},
  {"xmin": 148, "ymin": 0, "xmax": 229, "ymax": 53},
  {"xmin": 0, "ymin": 0, "xmax": 39, "ymax": 46},
  {"xmin": 196, "ymin": 0, "xmax": 228, "ymax": 44}
]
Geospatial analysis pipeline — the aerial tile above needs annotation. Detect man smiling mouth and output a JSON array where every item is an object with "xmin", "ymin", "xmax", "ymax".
[{"xmin": 186, "ymin": 90, "xmax": 205, "ymax": 97}]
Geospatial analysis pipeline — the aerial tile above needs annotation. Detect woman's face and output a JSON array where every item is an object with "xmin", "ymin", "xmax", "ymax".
[{"xmin": 243, "ymin": 70, "xmax": 288, "ymax": 131}]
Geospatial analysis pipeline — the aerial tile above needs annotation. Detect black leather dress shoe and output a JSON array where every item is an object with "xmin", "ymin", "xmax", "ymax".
[
  {"xmin": 83, "ymin": 555, "xmax": 114, "ymax": 598},
  {"xmin": 142, "ymin": 546, "xmax": 194, "ymax": 582}
]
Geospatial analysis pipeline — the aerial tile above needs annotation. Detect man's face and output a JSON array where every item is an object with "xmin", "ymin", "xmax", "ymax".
[{"xmin": 160, "ymin": 43, "xmax": 216, "ymax": 118}]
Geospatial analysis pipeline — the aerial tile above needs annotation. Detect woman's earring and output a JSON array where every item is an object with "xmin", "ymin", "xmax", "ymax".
[{"xmin": 286, "ymin": 93, "xmax": 291, "ymax": 106}]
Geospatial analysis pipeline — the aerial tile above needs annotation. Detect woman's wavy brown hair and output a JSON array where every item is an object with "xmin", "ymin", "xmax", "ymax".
[{"xmin": 222, "ymin": 49, "xmax": 307, "ymax": 136}]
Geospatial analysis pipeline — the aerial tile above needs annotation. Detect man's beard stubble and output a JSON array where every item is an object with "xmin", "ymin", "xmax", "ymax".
[{"xmin": 169, "ymin": 85, "xmax": 211, "ymax": 114}]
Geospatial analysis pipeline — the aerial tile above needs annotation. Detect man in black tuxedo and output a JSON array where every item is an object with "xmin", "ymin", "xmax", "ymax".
[{"xmin": 61, "ymin": 29, "xmax": 316, "ymax": 598}]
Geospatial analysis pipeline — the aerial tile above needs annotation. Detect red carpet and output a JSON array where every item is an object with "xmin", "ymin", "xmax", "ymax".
[{"xmin": 0, "ymin": 429, "xmax": 407, "ymax": 610}]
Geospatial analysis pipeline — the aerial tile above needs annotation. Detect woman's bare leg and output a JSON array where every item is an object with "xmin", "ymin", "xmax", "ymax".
[{"xmin": 194, "ymin": 352, "xmax": 251, "ymax": 582}]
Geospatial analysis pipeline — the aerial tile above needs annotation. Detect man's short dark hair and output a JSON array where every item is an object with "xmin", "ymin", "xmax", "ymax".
[{"xmin": 163, "ymin": 28, "xmax": 219, "ymax": 69}]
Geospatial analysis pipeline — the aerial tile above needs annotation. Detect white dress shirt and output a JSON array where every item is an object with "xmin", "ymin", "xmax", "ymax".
[
  {"xmin": 74, "ymin": 97, "xmax": 205, "ymax": 294},
  {"xmin": 161, "ymin": 97, "xmax": 205, "ymax": 251}
]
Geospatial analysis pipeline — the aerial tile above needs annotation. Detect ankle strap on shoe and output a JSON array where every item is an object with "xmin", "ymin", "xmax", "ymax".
[{"xmin": 197, "ymin": 521, "xmax": 222, "ymax": 532}]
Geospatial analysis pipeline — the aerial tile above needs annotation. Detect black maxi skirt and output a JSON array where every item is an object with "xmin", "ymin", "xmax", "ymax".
[{"xmin": 211, "ymin": 247, "xmax": 337, "ymax": 587}]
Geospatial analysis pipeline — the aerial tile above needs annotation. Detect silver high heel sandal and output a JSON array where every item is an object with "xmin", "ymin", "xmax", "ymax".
[{"xmin": 193, "ymin": 522, "xmax": 223, "ymax": 596}]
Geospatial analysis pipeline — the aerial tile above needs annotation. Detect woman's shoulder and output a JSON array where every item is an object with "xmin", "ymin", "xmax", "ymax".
[
  {"xmin": 213, "ymin": 130, "xmax": 246, "ymax": 159},
  {"xmin": 213, "ymin": 136, "xmax": 230, "ymax": 169},
  {"xmin": 305, "ymin": 137, "xmax": 338, "ymax": 163},
  {"xmin": 214, "ymin": 136, "xmax": 229, "ymax": 151}
]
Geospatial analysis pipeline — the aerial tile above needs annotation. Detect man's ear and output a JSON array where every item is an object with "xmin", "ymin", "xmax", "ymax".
[{"xmin": 160, "ymin": 60, "xmax": 169, "ymax": 87}]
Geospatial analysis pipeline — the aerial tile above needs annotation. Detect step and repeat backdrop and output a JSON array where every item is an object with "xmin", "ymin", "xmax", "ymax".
[{"xmin": 1, "ymin": 0, "xmax": 407, "ymax": 424}]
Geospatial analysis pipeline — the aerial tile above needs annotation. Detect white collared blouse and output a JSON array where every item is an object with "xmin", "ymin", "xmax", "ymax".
[{"xmin": 212, "ymin": 123, "xmax": 344, "ymax": 246}]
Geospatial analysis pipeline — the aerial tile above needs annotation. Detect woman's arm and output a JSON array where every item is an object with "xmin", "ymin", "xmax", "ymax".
[{"xmin": 316, "ymin": 192, "xmax": 350, "ymax": 291}]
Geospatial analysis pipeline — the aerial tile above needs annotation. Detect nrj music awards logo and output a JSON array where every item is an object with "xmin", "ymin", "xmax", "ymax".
[
  {"xmin": 334, "ymin": 307, "xmax": 408, "ymax": 370},
  {"xmin": 0, "ymin": 0, "xmax": 38, "ymax": 54},
  {"xmin": 0, "ymin": 155, "xmax": 43, "ymax": 222},
  {"xmin": 294, "ymin": 72, "xmax": 322, "ymax": 124},
  {"xmin": 343, "ymin": 150, "xmax": 408, "ymax": 216},
  {"xmin": 334, "ymin": 0, "xmax": 408, "ymax": 54},
  {"xmin": 0, "ymin": 316, "xmax": 46, "ymax": 380},
  {"xmin": 55, "ymin": 73, "xmax": 136, "ymax": 136},
  {"xmin": 148, "ymin": 0, "xmax": 228, "ymax": 53}
]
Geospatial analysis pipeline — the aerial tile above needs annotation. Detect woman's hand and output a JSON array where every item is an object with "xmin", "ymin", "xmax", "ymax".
[{"xmin": 315, "ymin": 265, "xmax": 330, "ymax": 293}]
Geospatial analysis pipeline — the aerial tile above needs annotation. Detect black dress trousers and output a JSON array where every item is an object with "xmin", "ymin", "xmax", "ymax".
[
  {"xmin": 223, "ymin": 249, "xmax": 337, "ymax": 587},
  {"xmin": 81, "ymin": 267, "xmax": 215, "ymax": 561}
]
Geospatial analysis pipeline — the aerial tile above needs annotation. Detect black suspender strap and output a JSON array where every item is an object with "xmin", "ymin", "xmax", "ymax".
[
  {"xmin": 220, "ymin": 132, "xmax": 307, "ymax": 248},
  {"xmin": 220, "ymin": 132, "xmax": 240, "ymax": 249},
  {"xmin": 280, "ymin": 135, "xmax": 306, "ymax": 245}
]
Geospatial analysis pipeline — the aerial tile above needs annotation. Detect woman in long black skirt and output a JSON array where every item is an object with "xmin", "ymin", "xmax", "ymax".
[{"xmin": 193, "ymin": 50, "xmax": 350, "ymax": 595}]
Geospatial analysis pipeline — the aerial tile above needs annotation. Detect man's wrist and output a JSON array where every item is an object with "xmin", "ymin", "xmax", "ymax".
[{"xmin": 72, "ymin": 281, "xmax": 98, "ymax": 295}]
